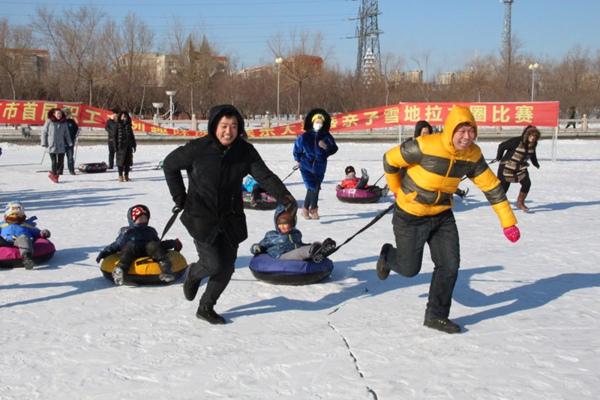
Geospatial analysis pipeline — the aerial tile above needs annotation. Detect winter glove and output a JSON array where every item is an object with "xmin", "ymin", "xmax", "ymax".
[
  {"xmin": 503, "ymin": 225, "xmax": 520, "ymax": 243},
  {"xmin": 250, "ymin": 244, "xmax": 264, "ymax": 255},
  {"xmin": 95, "ymin": 251, "xmax": 107, "ymax": 264},
  {"xmin": 293, "ymin": 163, "xmax": 300, "ymax": 170},
  {"xmin": 282, "ymin": 194, "xmax": 298, "ymax": 216},
  {"xmin": 40, "ymin": 229, "xmax": 51, "ymax": 238},
  {"xmin": 318, "ymin": 140, "xmax": 327, "ymax": 150},
  {"xmin": 173, "ymin": 238, "xmax": 183, "ymax": 252}
]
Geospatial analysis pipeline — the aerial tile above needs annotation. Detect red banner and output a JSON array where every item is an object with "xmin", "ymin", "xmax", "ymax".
[{"xmin": 0, "ymin": 100, "xmax": 559, "ymax": 138}]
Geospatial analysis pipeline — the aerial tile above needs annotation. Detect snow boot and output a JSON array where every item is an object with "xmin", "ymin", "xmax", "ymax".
[
  {"xmin": 516, "ymin": 191, "xmax": 529, "ymax": 212},
  {"xmin": 158, "ymin": 260, "xmax": 175, "ymax": 283},
  {"xmin": 309, "ymin": 208, "xmax": 320, "ymax": 220},
  {"xmin": 118, "ymin": 175, "xmax": 124, "ymax": 182},
  {"xmin": 310, "ymin": 238, "xmax": 336, "ymax": 263},
  {"xmin": 301, "ymin": 208, "xmax": 310, "ymax": 220},
  {"xmin": 376, "ymin": 243, "xmax": 393, "ymax": 280},
  {"xmin": 48, "ymin": 172, "xmax": 59, "ymax": 183},
  {"xmin": 112, "ymin": 264, "xmax": 126, "ymax": 286},
  {"xmin": 423, "ymin": 317, "xmax": 461, "ymax": 334},
  {"xmin": 22, "ymin": 252, "xmax": 35, "ymax": 270},
  {"xmin": 124, "ymin": 174, "xmax": 131, "ymax": 182},
  {"xmin": 183, "ymin": 266, "xmax": 202, "ymax": 301},
  {"xmin": 196, "ymin": 305, "xmax": 226, "ymax": 324}
]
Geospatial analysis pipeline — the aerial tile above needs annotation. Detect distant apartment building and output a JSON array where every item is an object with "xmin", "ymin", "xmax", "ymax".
[
  {"xmin": 436, "ymin": 72, "xmax": 455, "ymax": 85},
  {"xmin": 237, "ymin": 54, "xmax": 323, "ymax": 78},
  {"xmin": 125, "ymin": 52, "xmax": 229, "ymax": 87},
  {"xmin": 389, "ymin": 69, "xmax": 423, "ymax": 84},
  {"xmin": 0, "ymin": 48, "xmax": 49, "ymax": 80}
]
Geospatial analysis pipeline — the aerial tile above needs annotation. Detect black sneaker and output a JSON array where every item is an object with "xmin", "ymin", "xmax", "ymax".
[
  {"xmin": 376, "ymin": 243, "xmax": 393, "ymax": 280},
  {"xmin": 196, "ymin": 305, "xmax": 226, "ymax": 324},
  {"xmin": 112, "ymin": 265, "xmax": 125, "ymax": 286},
  {"xmin": 22, "ymin": 253, "xmax": 35, "ymax": 270},
  {"xmin": 310, "ymin": 238, "xmax": 336, "ymax": 263},
  {"xmin": 183, "ymin": 267, "xmax": 201, "ymax": 301},
  {"xmin": 424, "ymin": 317, "xmax": 461, "ymax": 334}
]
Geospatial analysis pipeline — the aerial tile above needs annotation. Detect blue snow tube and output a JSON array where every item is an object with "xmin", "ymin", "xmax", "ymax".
[{"xmin": 249, "ymin": 253, "xmax": 334, "ymax": 285}]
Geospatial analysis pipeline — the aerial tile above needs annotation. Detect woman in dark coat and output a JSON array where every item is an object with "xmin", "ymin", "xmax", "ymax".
[
  {"xmin": 293, "ymin": 108, "xmax": 338, "ymax": 220},
  {"xmin": 115, "ymin": 111, "xmax": 137, "ymax": 182},
  {"xmin": 495, "ymin": 125, "xmax": 541, "ymax": 212}
]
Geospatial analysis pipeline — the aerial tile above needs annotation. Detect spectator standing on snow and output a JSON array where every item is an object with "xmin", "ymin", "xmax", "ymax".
[
  {"xmin": 62, "ymin": 108, "xmax": 80, "ymax": 175},
  {"xmin": 163, "ymin": 104, "xmax": 296, "ymax": 324},
  {"xmin": 495, "ymin": 125, "xmax": 541, "ymax": 213},
  {"xmin": 41, "ymin": 108, "xmax": 72, "ymax": 183},
  {"xmin": 377, "ymin": 106, "xmax": 520, "ymax": 334},
  {"xmin": 115, "ymin": 111, "xmax": 136, "ymax": 182},
  {"xmin": 293, "ymin": 108, "xmax": 338, "ymax": 220},
  {"xmin": 565, "ymin": 106, "xmax": 577, "ymax": 129},
  {"xmin": 105, "ymin": 109, "xmax": 119, "ymax": 169}
]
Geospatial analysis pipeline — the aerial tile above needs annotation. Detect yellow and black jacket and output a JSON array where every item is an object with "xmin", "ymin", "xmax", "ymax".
[{"xmin": 383, "ymin": 106, "xmax": 517, "ymax": 228}]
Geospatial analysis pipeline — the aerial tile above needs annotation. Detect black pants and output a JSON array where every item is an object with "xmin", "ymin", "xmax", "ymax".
[
  {"xmin": 565, "ymin": 122, "xmax": 576, "ymax": 129},
  {"xmin": 108, "ymin": 143, "xmax": 116, "ymax": 169},
  {"xmin": 497, "ymin": 164, "xmax": 531, "ymax": 194},
  {"xmin": 49, "ymin": 153, "xmax": 65, "ymax": 175},
  {"xmin": 384, "ymin": 207, "xmax": 460, "ymax": 319},
  {"xmin": 187, "ymin": 234, "xmax": 238, "ymax": 308},
  {"xmin": 64, "ymin": 146, "xmax": 75, "ymax": 174},
  {"xmin": 304, "ymin": 187, "xmax": 321, "ymax": 209},
  {"xmin": 118, "ymin": 241, "xmax": 170, "ymax": 271},
  {"xmin": 117, "ymin": 166, "xmax": 131, "ymax": 177}
]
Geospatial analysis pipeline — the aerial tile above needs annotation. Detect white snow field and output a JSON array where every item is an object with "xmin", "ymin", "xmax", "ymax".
[{"xmin": 1, "ymin": 139, "xmax": 598, "ymax": 400}]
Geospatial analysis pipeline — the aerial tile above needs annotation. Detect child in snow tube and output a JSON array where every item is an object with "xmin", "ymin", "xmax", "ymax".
[
  {"xmin": 0, "ymin": 202, "xmax": 54, "ymax": 269},
  {"xmin": 242, "ymin": 175, "xmax": 277, "ymax": 210},
  {"xmin": 336, "ymin": 165, "xmax": 387, "ymax": 203},
  {"xmin": 96, "ymin": 204, "xmax": 186, "ymax": 285},
  {"xmin": 78, "ymin": 161, "xmax": 108, "ymax": 173},
  {"xmin": 249, "ymin": 205, "xmax": 336, "ymax": 284}
]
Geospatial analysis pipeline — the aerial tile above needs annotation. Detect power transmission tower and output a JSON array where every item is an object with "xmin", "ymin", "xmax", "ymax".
[
  {"xmin": 502, "ymin": 0, "xmax": 514, "ymax": 67},
  {"xmin": 352, "ymin": 0, "xmax": 383, "ymax": 77}
]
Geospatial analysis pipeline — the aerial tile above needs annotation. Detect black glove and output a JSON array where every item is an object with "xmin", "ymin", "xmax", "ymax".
[
  {"xmin": 250, "ymin": 244, "xmax": 264, "ymax": 255},
  {"xmin": 282, "ymin": 194, "xmax": 297, "ymax": 216},
  {"xmin": 95, "ymin": 251, "xmax": 106, "ymax": 264}
]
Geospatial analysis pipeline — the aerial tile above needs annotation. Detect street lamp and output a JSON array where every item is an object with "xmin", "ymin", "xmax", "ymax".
[
  {"xmin": 275, "ymin": 57, "xmax": 283, "ymax": 125},
  {"xmin": 152, "ymin": 102, "xmax": 163, "ymax": 125},
  {"xmin": 165, "ymin": 90, "xmax": 177, "ymax": 127},
  {"xmin": 528, "ymin": 63, "xmax": 539, "ymax": 102}
]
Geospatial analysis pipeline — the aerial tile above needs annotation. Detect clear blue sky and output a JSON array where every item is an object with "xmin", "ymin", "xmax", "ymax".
[{"xmin": 3, "ymin": 0, "xmax": 599, "ymax": 77}]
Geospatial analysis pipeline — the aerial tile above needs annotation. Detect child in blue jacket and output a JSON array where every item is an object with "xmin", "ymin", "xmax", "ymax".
[
  {"xmin": 96, "ymin": 204, "xmax": 182, "ymax": 285},
  {"xmin": 0, "ymin": 202, "xmax": 51, "ymax": 270},
  {"xmin": 250, "ymin": 205, "xmax": 335, "ymax": 262}
]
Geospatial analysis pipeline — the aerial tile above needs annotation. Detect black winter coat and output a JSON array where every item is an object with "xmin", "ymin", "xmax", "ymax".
[
  {"xmin": 115, "ymin": 118, "xmax": 136, "ymax": 167},
  {"xmin": 105, "ymin": 119, "xmax": 118, "ymax": 146},
  {"xmin": 163, "ymin": 105, "xmax": 293, "ymax": 245}
]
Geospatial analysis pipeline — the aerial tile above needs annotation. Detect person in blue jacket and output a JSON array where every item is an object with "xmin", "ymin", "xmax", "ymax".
[
  {"xmin": 293, "ymin": 108, "xmax": 338, "ymax": 220},
  {"xmin": 0, "ymin": 202, "xmax": 51, "ymax": 270},
  {"xmin": 250, "ymin": 205, "xmax": 335, "ymax": 262},
  {"xmin": 95, "ymin": 204, "xmax": 182, "ymax": 285}
]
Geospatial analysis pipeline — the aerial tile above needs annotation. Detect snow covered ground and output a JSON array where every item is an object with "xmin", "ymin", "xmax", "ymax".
[{"xmin": 1, "ymin": 139, "xmax": 599, "ymax": 400}]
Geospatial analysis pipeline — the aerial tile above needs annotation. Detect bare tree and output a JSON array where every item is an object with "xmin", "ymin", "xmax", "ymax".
[
  {"xmin": 0, "ymin": 19, "xmax": 37, "ymax": 100},
  {"xmin": 269, "ymin": 31, "xmax": 324, "ymax": 117},
  {"xmin": 34, "ymin": 6, "xmax": 107, "ymax": 104}
]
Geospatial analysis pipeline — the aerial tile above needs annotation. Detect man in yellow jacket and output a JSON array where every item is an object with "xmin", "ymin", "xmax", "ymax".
[{"xmin": 378, "ymin": 106, "xmax": 521, "ymax": 333}]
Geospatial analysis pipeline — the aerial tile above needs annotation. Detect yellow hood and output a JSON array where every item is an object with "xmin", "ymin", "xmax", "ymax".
[{"xmin": 442, "ymin": 106, "xmax": 477, "ymax": 153}]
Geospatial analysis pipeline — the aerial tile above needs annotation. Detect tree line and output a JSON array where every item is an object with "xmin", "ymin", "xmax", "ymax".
[{"xmin": 1, "ymin": 6, "xmax": 600, "ymax": 120}]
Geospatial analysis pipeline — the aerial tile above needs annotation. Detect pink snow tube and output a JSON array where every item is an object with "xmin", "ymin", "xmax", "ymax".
[
  {"xmin": 0, "ymin": 238, "xmax": 56, "ymax": 268},
  {"xmin": 336, "ymin": 187, "xmax": 386, "ymax": 204}
]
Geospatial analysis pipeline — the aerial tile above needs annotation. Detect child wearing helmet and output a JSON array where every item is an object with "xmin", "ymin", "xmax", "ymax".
[
  {"xmin": 0, "ymin": 202, "xmax": 51, "ymax": 269},
  {"xmin": 95, "ymin": 204, "xmax": 182, "ymax": 285},
  {"xmin": 336, "ymin": 165, "xmax": 369, "ymax": 190},
  {"xmin": 250, "ymin": 205, "xmax": 335, "ymax": 263}
]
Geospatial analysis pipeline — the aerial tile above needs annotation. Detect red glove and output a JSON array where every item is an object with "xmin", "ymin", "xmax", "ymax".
[
  {"xmin": 503, "ymin": 226, "xmax": 520, "ymax": 243},
  {"xmin": 173, "ymin": 238, "xmax": 183, "ymax": 252}
]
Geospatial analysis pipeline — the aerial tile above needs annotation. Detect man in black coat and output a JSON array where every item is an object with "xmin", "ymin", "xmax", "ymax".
[
  {"xmin": 163, "ymin": 104, "xmax": 297, "ymax": 324},
  {"xmin": 105, "ymin": 109, "xmax": 119, "ymax": 169}
]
